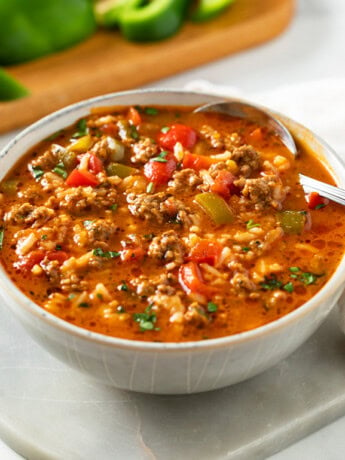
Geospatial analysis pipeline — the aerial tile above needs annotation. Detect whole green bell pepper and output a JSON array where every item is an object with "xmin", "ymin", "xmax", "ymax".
[
  {"xmin": 0, "ymin": 68, "xmax": 29, "ymax": 101},
  {"xmin": 190, "ymin": 0, "xmax": 235, "ymax": 22},
  {"xmin": 118, "ymin": 0, "xmax": 189, "ymax": 42},
  {"xmin": 0, "ymin": 0, "xmax": 96, "ymax": 65}
]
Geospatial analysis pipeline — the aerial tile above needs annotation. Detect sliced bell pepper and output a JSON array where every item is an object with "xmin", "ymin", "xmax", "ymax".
[
  {"xmin": 106, "ymin": 162, "xmax": 138, "ymax": 178},
  {"xmin": 278, "ymin": 210, "xmax": 308, "ymax": 234},
  {"xmin": 190, "ymin": 0, "xmax": 235, "ymax": 22},
  {"xmin": 118, "ymin": 0, "xmax": 189, "ymax": 42},
  {"xmin": 66, "ymin": 168, "xmax": 99, "ymax": 187},
  {"xmin": 0, "ymin": 68, "xmax": 29, "ymax": 101},
  {"xmin": 0, "ymin": 0, "xmax": 96, "ymax": 65},
  {"xmin": 195, "ymin": 192, "xmax": 235, "ymax": 225},
  {"xmin": 67, "ymin": 135, "xmax": 93, "ymax": 153}
]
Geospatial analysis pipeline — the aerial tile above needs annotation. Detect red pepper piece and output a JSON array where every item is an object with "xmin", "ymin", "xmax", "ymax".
[
  {"xmin": 158, "ymin": 124, "xmax": 197, "ymax": 150},
  {"xmin": 66, "ymin": 168, "xmax": 99, "ymax": 187},
  {"xmin": 179, "ymin": 262, "xmax": 212, "ymax": 298},
  {"xmin": 182, "ymin": 152, "xmax": 215, "ymax": 171},
  {"xmin": 188, "ymin": 240, "xmax": 223, "ymax": 266}
]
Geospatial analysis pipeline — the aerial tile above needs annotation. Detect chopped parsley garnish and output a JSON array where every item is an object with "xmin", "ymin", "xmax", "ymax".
[
  {"xmin": 97, "ymin": 293, "xmax": 103, "ymax": 300},
  {"xmin": 93, "ymin": 248, "xmax": 120, "ymax": 258},
  {"xmin": 315, "ymin": 203, "xmax": 326, "ymax": 210},
  {"xmin": 55, "ymin": 244, "xmax": 62, "ymax": 251},
  {"xmin": 289, "ymin": 266, "xmax": 300, "ymax": 272},
  {"xmin": 145, "ymin": 107, "xmax": 158, "ymax": 116},
  {"xmin": 72, "ymin": 118, "xmax": 88, "ymax": 138},
  {"xmin": 31, "ymin": 166, "xmax": 44, "ymax": 181},
  {"xmin": 133, "ymin": 304, "xmax": 158, "ymax": 331},
  {"xmin": 0, "ymin": 228, "xmax": 4, "ymax": 250},
  {"xmin": 119, "ymin": 282, "xmax": 129, "ymax": 291},
  {"xmin": 146, "ymin": 182, "xmax": 154, "ymax": 193},
  {"xmin": 300, "ymin": 272, "xmax": 318, "ymax": 285},
  {"xmin": 41, "ymin": 234, "xmax": 48, "ymax": 240},
  {"xmin": 130, "ymin": 125, "xmax": 139, "ymax": 140},
  {"xmin": 152, "ymin": 151, "xmax": 168, "ymax": 163},
  {"xmin": 246, "ymin": 219, "xmax": 260, "ymax": 230},
  {"xmin": 260, "ymin": 276, "xmax": 283, "ymax": 290},
  {"xmin": 207, "ymin": 302, "xmax": 218, "ymax": 313},
  {"xmin": 242, "ymin": 247, "xmax": 250, "ymax": 252},
  {"xmin": 44, "ymin": 130, "xmax": 64, "ymax": 141},
  {"xmin": 52, "ymin": 161, "xmax": 67, "ymax": 179},
  {"xmin": 283, "ymin": 282, "xmax": 294, "ymax": 293},
  {"xmin": 68, "ymin": 293, "xmax": 76, "ymax": 300},
  {"xmin": 161, "ymin": 126, "xmax": 170, "ymax": 134},
  {"xmin": 79, "ymin": 302, "xmax": 90, "ymax": 308},
  {"xmin": 109, "ymin": 204, "xmax": 118, "ymax": 212}
]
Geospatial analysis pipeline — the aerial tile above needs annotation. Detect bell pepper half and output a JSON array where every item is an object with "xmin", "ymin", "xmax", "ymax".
[
  {"xmin": 190, "ymin": 0, "xmax": 235, "ymax": 22},
  {"xmin": 0, "ymin": 0, "xmax": 96, "ymax": 65},
  {"xmin": 118, "ymin": 0, "xmax": 189, "ymax": 42},
  {"xmin": 0, "ymin": 68, "xmax": 29, "ymax": 101}
]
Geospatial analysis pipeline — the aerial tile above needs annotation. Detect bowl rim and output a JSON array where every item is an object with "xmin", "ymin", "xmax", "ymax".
[{"xmin": 1, "ymin": 87, "xmax": 345, "ymax": 352}]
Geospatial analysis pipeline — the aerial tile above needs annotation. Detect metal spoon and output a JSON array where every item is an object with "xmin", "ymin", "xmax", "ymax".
[{"xmin": 195, "ymin": 101, "xmax": 345, "ymax": 206}]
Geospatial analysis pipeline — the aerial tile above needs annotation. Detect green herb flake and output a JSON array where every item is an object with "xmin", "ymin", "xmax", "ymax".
[
  {"xmin": 119, "ymin": 283, "xmax": 129, "ymax": 291},
  {"xmin": 152, "ymin": 151, "xmax": 168, "ymax": 163},
  {"xmin": 93, "ymin": 247, "xmax": 120, "ymax": 259},
  {"xmin": 31, "ymin": 166, "xmax": 44, "ymax": 181},
  {"xmin": 146, "ymin": 182, "xmax": 154, "ymax": 193},
  {"xmin": 260, "ymin": 276, "xmax": 283, "ymax": 291},
  {"xmin": 97, "ymin": 293, "xmax": 103, "ymax": 300},
  {"xmin": 109, "ymin": 204, "xmax": 118, "ymax": 212},
  {"xmin": 55, "ymin": 244, "xmax": 62, "ymax": 251},
  {"xmin": 242, "ymin": 247, "xmax": 250, "ymax": 252},
  {"xmin": 44, "ymin": 130, "xmax": 64, "ymax": 141},
  {"xmin": 207, "ymin": 302, "xmax": 218, "ymax": 313},
  {"xmin": 289, "ymin": 267, "xmax": 300, "ymax": 273},
  {"xmin": 315, "ymin": 203, "xmax": 326, "ymax": 210},
  {"xmin": 161, "ymin": 126, "xmax": 170, "ymax": 134},
  {"xmin": 145, "ymin": 107, "xmax": 159, "ymax": 116},
  {"xmin": 133, "ymin": 306, "xmax": 158, "ymax": 332},
  {"xmin": 72, "ymin": 118, "xmax": 88, "ymax": 138},
  {"xmin": 68, "ymin": 293, "xmax": 76, "ymax": 300},
  {"xmin": 79, "ymin": 302, "xmax": 90, "ymax": 308},
  {"xmin": 300, "ymin": 272, "xmax": 318, "ymax": 285},
  {"xmin": 143, "ymin": 233, "xmax": 155, "ymax": 241},
  {"xmin": 0, "ymin": 228, "xmax": 4, "ymax": 250},
  {"xmin": 283, "ymin": 282, "xmax": 294, "ymax": 293},
  {"xmin": 52, "ymin": 161, "xmax": 67, "ymax": 179},
  {"xmin": 130, "ymin": 125, "xmax": 139, "ymax": 140},
  {"xmin": 246, "ymin": 219, "xmax": 260, "ymax": 230}
]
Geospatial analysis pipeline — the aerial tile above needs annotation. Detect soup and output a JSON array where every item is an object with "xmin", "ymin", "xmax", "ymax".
[{"xmin": 0, "ymin": 105, "xmax": 344, "ymax": 342}]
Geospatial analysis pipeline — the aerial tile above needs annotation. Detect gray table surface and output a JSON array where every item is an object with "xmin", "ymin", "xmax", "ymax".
[{"xmin": 2, "ymin": 0, "xmax": 345, "ymax": 458}]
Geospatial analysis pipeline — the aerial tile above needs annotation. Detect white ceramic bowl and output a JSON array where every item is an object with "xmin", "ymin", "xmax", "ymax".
[{"xmin": 1, "ymin": 89, "xmax": 345, "ymax": 395}]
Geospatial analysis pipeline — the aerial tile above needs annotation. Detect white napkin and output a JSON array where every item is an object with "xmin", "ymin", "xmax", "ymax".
[{"xmin": 186, "ymin": 78, "xmax": 345, "ymax": 331}]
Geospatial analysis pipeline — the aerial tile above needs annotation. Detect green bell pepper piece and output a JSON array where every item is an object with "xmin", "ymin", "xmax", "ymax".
[
  {"xmin": 195, "ymin": 192, "xmax": 235, "ymax": 225},
  {"xmin": 277, "ymin": 211, "xmax": 307, "ymax": 234},
  {"xmin": 0, "ymin": 0, "xmax": 96, "ymax": 65},
  {"xmin": 190, "ymin": 0, "xmax": 235, "ymax": 22},
  {"xmin": 118, "ymin": 0, "xmax": 189, "ymax": 42},
  {"xmin": 95, "ymin": 0, "xmax": 130, "ymax": 27},
  {"xmin": 106, "ymin": 162, "xmax": 138, "ymax": 178},
  {"xmin": 0, "ymin": 68, "xmax": 29, "ymax": 101}
]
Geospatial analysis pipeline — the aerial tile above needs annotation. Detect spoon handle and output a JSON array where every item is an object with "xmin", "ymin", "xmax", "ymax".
[{"xmin": 299, "ymin": 174, "xmax": 345, "ymax": 206}]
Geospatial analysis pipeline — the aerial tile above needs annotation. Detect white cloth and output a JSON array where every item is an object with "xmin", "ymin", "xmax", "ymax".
[{"xmin": 186, "ymin": 79, "xmax": 345, "ymax": 331}]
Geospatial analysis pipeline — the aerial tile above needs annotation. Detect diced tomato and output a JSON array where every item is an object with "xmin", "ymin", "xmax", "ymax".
[
  {"xmin": 128, "ymin": 107, "xmax": 142, "ymax": 126},
  {"xmin": 211, "ymin": 170, "xmax": 235, "ymax": 199},
  {"xmin": 78, "ymin": 153, "xmax": 103, "ymax": 174},
  {"xmin": 158, "ymin": 124, "xmax": 197, "ymax": 150},
  {"xmin": 46, "ymin": 251, "xmax": 68, "ymax": 264},
  {"xmin": 120, "ymin": 247, "xmax": 145, "ymax": 263},
  {"xmin": 307, "ymin": 192, "xmax": 329, "ymax": 210},
  {"xmin": 179, "ymin": 262, "xmax": 212, "ymax": 298},
  {"xmin": 15, "ymin": 250, "xmax": 45, "ymax": 271},
  {"xmin": 182, "ymin": 153, "xmax": 215, "ymax": 171},
  {"xmin": 249, "ymin": 127, "xmax": 264, "ymax": 143},
  {"xmin": 100, "ymin": 123, "xmax": 117, "ymax": 136},
  {"xmin": 144, "ymin": 153, "xmax": 177, "ymax": 185},
  {"xmin": 66, "ymin": 168, "xmax": 99, "ymax": 187},
  {"xmin": 188, "ymin": 241, "xmax": 223, "ymax": 266}
]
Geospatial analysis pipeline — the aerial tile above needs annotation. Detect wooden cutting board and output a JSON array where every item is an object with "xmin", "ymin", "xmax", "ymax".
[{"xmin": 0, "ymin": 0, "xmax": 294, "ymax": 134}]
